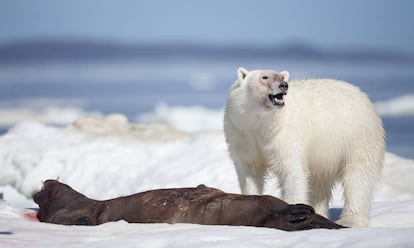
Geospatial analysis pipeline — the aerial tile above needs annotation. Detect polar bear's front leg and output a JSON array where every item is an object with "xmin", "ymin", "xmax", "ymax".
[
  {"xmin": 276, "ymin": 159, "xmax": 309, "ymax": 204},
  {"xmin": 233, "ymin": 158, "xmax": 265, "ymax": 195}
]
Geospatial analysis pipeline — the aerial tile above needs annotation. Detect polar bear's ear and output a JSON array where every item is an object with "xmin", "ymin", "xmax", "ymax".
[
  {"xmin": 237, "ymin": 67, "xmax": 249, "ymax": 80},
  {"xmin": 280, "ymin": 71, "xmax": 289, "ymax": 82}
]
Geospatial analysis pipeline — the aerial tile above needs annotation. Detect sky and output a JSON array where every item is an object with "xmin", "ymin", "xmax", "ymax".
[{"xmin": 1, "ymin": 0, "xmax": 414, "ymax": 54}]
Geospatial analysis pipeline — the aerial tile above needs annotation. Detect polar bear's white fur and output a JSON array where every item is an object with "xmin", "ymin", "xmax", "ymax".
[{"xmin": 224, "ymin": 68, "xmax": 385, "ymax": 227}]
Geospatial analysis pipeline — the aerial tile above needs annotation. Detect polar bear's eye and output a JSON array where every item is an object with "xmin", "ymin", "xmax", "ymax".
[{"xmin": 262, "ymin": 76, "xmax": 268, "ymax": 80}]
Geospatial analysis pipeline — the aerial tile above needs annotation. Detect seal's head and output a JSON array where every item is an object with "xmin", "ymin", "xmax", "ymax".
[{"xmin": 34, "ymin": 180, "xmax": 97, "ymax": 225}]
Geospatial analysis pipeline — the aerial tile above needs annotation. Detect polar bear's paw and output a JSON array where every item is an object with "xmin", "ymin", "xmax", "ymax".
[{"xmin": 336, "ymin": 214, "xmax": 369, "ymax": 228}]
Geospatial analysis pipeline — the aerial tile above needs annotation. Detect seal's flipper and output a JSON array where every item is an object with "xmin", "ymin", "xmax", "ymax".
[{"xmin": 280, "ymin": 204, "xmax": 344, "ymax": 231}]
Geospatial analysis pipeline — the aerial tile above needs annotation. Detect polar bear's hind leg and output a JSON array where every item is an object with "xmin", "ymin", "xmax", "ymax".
[{"xmin": 337, "ymin": 157, "xmax": 383, "ymax": 227}]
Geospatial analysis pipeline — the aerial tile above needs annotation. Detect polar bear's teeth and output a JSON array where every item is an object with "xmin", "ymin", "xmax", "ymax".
[
  {"xmin": 269, "ymin": 94, "xmax": 277, "ymax": 105},
  {"xmin": 269, "ymin": 93, "xmax": 286, "ymax": 106},
  {"xmin": 275, "ymin": 93, "xmax": 285, "ymax": 100}
]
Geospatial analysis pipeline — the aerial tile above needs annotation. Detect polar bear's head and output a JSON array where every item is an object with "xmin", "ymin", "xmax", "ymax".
[{"xmin": 237, "ymin": 68, "xmax": 289, "ymax": 109}]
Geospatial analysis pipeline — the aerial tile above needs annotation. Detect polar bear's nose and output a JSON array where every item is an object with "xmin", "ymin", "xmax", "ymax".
[{"xmin": 278, "ymin": 81, "xmax": 288, "ymax": 91}]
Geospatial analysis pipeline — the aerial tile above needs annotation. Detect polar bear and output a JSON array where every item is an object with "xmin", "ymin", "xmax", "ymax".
[{"xmin": 224, "ymin": 68, "xmax": 385, "ymax": 227}]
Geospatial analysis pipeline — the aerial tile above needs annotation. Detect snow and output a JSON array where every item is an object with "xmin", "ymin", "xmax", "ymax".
[{"xmin": 0, "ymin": 115, "xmax": 414, "ymax": 247}]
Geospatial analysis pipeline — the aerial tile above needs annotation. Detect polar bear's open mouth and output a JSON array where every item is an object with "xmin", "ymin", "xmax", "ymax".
[{"xmin": 269, "ymin": 93, "xmax": 286, "ymax": 106}]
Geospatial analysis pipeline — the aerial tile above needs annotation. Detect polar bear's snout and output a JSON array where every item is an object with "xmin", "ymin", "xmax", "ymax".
[
  {"xmin": 269, "ymin": 81, "xmax": 288, "ymax": 106},
  {"xmin": 279, "ymin": 81, "xmax": 288, "ymax": 91}
]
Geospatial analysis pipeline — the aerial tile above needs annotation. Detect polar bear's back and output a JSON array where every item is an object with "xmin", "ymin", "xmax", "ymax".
[
  {"xmin": 288, "ymin": 78, "xmax": 373, "ymax": 108},
  {"xmin": 285, "ymin": 79, "xmax": 385, "ymax": 166}
]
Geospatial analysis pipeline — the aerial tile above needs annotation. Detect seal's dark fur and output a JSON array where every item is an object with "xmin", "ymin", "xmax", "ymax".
[{"xmin": 34, "ymin": 180, "xmax": 343, "ymax": 231}]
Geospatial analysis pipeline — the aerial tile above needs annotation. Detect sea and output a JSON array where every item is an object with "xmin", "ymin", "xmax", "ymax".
[{"xmin": 0, "ymin": 42, "xmax": 413, "ymax": 158}]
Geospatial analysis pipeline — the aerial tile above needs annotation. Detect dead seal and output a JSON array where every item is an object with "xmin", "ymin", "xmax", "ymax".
[{"xmin": 33, "ymin": 180, "xmax": 343, "ymax": 231}]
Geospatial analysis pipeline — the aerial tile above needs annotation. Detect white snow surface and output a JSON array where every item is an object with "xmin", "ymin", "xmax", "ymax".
[{"xmin": 0, "ymin": 116, "xmax": 414, "ymax": 247}]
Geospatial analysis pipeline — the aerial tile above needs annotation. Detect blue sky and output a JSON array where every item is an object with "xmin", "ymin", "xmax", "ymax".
[{"xmin": 1, "ymin": 0, "xmax": 414, "ymax": 54}]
